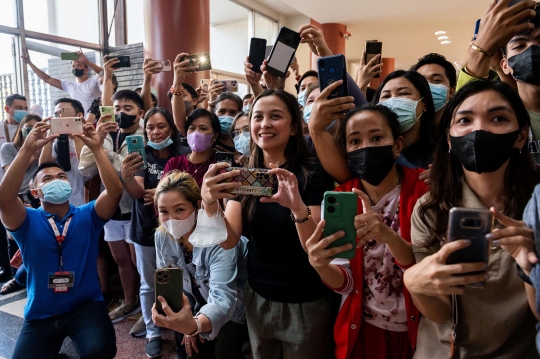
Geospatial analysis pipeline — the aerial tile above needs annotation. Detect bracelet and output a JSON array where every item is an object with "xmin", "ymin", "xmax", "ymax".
[
  {"xmin": 463, "ymin": 65, "xmax": 490, "ymax": 80},
  {"xmin": 170, "ymin": 86, "xmax": 182, "ymax": 96},
  {"xmin": 471, "ymin": 43, "xmax": 493, "ymax": 57},
  {"xmin": 122, "ymin": 174, "xmax": 134, "ymax": 183},
  {"xmin": 186, "ymin": 316, "xmax": 202, "ymax": 338},
  {"xmin": 202, "ymin": 198, "xmax": 217, "ymax": 206},
  {"xmin": 290, "ymin": 206, "xmax": 311, "ymax": 223},
  {"xmin": 516, "ymin": 263, "xmax": 532, "ymax": 285}
]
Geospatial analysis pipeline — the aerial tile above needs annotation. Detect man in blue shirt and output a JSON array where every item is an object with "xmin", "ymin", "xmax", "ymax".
[{"xmin": 0, "ymin": 118, "xmax": 122, "ymax": 359}]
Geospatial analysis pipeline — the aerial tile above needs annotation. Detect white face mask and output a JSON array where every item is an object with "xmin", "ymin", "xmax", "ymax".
[
  {"xmin": 189, "ymin": 209, "xmax": 228, "ymax": 248},
  {"xmin": 162, "ymin": 211, "xmax": 196, "ymax": 240}
]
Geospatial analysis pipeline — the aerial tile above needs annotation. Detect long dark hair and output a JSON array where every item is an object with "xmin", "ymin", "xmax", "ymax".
[
  {"xmin": 418, "ymin": 80, "xmax": 536, "ymax": 247},
  {"xmin": 243, "ymin": 90, "xmax": 315, "ymax": 224},
  {"xmin": 143, "ymin": 107, "xmax": 183, "ymax": 155},
  {"xmin": 13, "ymin": 114, "xmax": 42, "ymax": 150},
  {"xmin": 373, "ymin": 70, "xmax": 436, "ymax": 168}
]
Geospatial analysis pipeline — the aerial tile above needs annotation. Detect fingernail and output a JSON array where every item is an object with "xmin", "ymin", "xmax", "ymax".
[
  {"xmin": 339, "ymin": 231, "xmax": 345, "ymax": 236},
  {"xmin": 485, "ymin": 233, "xmax": 494, "ymax": 240},
  {"xmin": 462, "ymin": 239, "xmax": 471, "ymax": 244},
  {"xmin": 346, "ymin": 244, "xmax": 352, "ymax": 249},
  {"xmin": 492, "ymin": 239, "xmax": 500, "ymax": 246}
]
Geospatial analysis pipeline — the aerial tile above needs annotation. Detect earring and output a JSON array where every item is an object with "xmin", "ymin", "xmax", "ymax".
[
  {"xmin": 519, "ymin": 147, "xmax": 522, "ymax": 154},
  {"xmin": 448, "ymin": 149, "xmax": 451, "ymax": 154}
]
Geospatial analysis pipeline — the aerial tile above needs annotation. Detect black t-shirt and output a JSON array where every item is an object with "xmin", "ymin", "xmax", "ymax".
[
  {"xmin": 237, "ymin": 160, "xmax": 334, "ymax": 303},
  {"xmin": 130, "ymin": 145, "xmax": 190, "ymax": 246}
]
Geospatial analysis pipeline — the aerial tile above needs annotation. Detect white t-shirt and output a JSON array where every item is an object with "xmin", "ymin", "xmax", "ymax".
[
  {"xmin": 52, "ymin": 139, "xmax": 90, "ymax": 206},
  {"xmin": 61, "ymin": 77, "xmax": 101, "ymax": 113},
  {"xmin": 0, "ymin": 121, "xmax": 19, "ymax": 183}
]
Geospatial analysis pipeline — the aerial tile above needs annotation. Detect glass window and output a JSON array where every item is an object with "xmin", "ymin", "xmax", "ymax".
[
  {"xmin": 0, "ymin": 0, "xmax": 16, "ymax": 27},
  {"xmin": 0, "ymin": 33, "xmax": 17, "ymax": 121},
  {"xmin": 126, "ymin": 0, "xmax": 144, "ymax": 44},
  {"xmin": 254, "ymin": 13, "xmax": 278, "ymax": 45},
  {"xmin": 23, "ymin": 0, "xmax": 100, "ymax": 44}
]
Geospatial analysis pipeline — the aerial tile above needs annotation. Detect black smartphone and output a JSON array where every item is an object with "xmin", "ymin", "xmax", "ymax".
[
  {"xmin": 108, "ymin": 55, "xmax": 131, "ymax": 69},
  {"xmin": 216, "ymin": 151, "xmax": 234, "ymax": 165},
  {"xmin": 266, "ymin": 27, "xmax": 301, "ymax": 78},
  {"xmin": 181, "ymin": 53, "xmax": 212, "ymax": 72},
  {"xmin": 249, "ymin": 37, "xmax": 267, "ymax": 74},
  {"xmin": 473, "ymin": 19, "xmax": 481, "ymax": 41},
  {"xmin": 155, "ymin": 268, "xmax": 183, "ymax": 315},
  {"xmin": 318, "ymin": 55, "xmax": 349, "ymax": 100},
  {"xmin": 365, "ymin": 41, "xmax": 382, "ymax": 78}
]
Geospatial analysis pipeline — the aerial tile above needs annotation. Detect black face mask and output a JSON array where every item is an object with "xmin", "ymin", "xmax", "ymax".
[
  {"xmin": 72, "ymin": 68, "xmax": 85, "ymax": 77},
  {"xmin": 347, "ymin": 145, "xmax": 396, "ymax": 186},
  {"xmin": 116, "ymin": 112, "xmax": 138, "ymax": 129},
  {"xmin": 450, "ymin": 130, "xmax": 520, "ymax": 174},
  {"xmin": 184, "ymin": 100, "xmax": 193, "ymax": 112},
  {"xmin": 507, "ymin": 45, "xmax": 540, "ymax": 85}
]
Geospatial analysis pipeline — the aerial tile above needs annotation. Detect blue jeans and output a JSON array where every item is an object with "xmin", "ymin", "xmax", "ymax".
[
  {"xmin": 134, "ymin": 243, "xmax": 160, "ymax": 338},
  {"xmin": 11, "ymin": 300, "xmax": 116, "ymax": 359}
]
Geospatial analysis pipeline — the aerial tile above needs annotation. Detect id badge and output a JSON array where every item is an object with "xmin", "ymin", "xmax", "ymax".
[{"xmin": 48, "ymin": 271, "xmax": 75, "ymax": 293}]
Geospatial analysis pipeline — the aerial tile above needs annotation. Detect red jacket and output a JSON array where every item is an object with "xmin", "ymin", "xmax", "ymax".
[{"xmin": 333, "ymin": 166, "xmax": 428, "ymax": 359}]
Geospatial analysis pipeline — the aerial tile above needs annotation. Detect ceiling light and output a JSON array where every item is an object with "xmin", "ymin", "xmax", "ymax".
[
  {"xmin": 438, "ymin": 36, "xmax": 449, "ymax": 40},
  {"xmin": 434, "ymin": 31, "xmax": 446, "ymax": 35},
  {"xmin": 441, "ymin": 40, "xmax": 451, "ymax": 45}
]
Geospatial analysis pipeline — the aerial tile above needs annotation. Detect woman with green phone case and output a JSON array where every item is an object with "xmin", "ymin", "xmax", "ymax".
[{"xmin": 304, "ymin": 101, "xmax": 429, "ymax": 359}]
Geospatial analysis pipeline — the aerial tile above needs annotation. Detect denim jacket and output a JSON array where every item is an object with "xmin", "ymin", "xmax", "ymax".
[{"xmin": 155, "ymin": 228, "xmax": 248, "ymax": 340}]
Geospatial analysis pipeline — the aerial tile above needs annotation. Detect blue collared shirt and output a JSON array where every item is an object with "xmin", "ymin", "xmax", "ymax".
[
  {"xmin": 155, "ymin": 229, "xmax": 248, "ymax": 340},
  {"xmin": 8, "ymin": 201, "xmax": 107, "ymax": 320}
]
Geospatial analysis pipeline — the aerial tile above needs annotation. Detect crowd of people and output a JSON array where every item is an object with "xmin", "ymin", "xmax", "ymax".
[{"xmin": 1, "ymin": 0, "xmax": 540, "ymax": 358}]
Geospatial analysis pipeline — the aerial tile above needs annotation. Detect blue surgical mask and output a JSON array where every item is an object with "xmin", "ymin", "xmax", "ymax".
[
  {"xmin": 297, "ymin": 89, "xmax": 307, "ymax": 107},
  {"xmin": 303, "ymin": 103, "xmax": 313, "ymax": 124},
  {"xmin": 233, "ymin": 132, "xmax": 250, "ymax": 157},
  {"xmin": 13, "ymin": 110, "xmax": 28, "ymax": 123},
  {"xmin": 22, "ymin": 127, "xmax": 33, "ymax": 138},
  {"xmin": 429, "ymin": 83, "xmax": 448, "ymax": 112},
  {"xmin": 218, "ymin": 116, "xmax": 234, "ymax": 134},
  {"xmin": 379, "ymin": 97, "xmax": 422, "ymax": 133},
  {"xmin": 40, "ymin": 179, "xmax": 72, "ymax": 204},
  {"xmin": 148, "ymin": 134, "xmax": 173, "ymax": 150},
  {"xmin": 242, "ymin": 105, "xmax": 251, "ymax": 113}
]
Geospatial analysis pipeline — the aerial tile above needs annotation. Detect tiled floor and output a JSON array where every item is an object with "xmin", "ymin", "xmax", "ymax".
[{"xmin": 0, "ymin": 278, "xmax": 179, "ymax": 359}]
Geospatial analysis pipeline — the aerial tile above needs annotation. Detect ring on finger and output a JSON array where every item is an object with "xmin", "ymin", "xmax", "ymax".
[{"xmin": 363, "ymin": 221, "xmax": 367, "ymax": 230}]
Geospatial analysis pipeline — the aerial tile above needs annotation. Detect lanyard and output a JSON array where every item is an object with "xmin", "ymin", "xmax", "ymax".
[
  {"xmin": 3, "ymin": 121, "xmax": 10, "ymax": 143},
  {"xmin": 47, "ymin": 215, "xmax": 73, "ymax": 271}
]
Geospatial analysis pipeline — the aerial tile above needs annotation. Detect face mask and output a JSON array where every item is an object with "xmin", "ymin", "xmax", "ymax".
[
  {"xmin": 187, "ymin": 131, "xmax": 214, "ymax": 152},
  {"xmin": 233, "ymin": 132, "xmax": 250, "ymax": 157},
  {"xmin": 218, "ymin": 115, "xmax": 234, "ymax": 134},
  {"xmin": 429, "ymin": 83, "xmax": 448, "ymax": 112},
  {"xmin": 116, "ymin": 112, "xmax": 138, "ymax": 129},
  {"xmin": 13, "ymin": 110, "xmax": 28, "ymax": 123},
  {"xmin": 379, "ymin": 97, "xmax": 422, "ymax": 133},
  {"xmin": 184, "ymin": 101, "xmax": 193, "ymax": 112},
  {"xmin": 450, "ymin": 130, "xmax": 519, "ymax": 174},
  {"xmin": 297, "ymin": 89, "xmax": 307, "ymax": 107},
  {"xmin": 162, "ymin": 211, "xmax": 196, "ymax": 240},
  {"xmin": 189, "ymin": 209, "xmax": 227, "ymax": 248},
  {"xmin": 148, "ymin": 133, "xmax": 173, "ymax": 151},
  {"xmin": 40, "ymin": 179, "xmax": 72, "ymax": 204},
  {"xmin": 99, "ymin": 85, "xmax": 104, "ymax": 92},
  {"xmin": 22, "ymin": 127, "xmax": 32, "ymax": 138},
  {"xmin": 242, "ymin": 105, "xmax": 251, "ymax": 113},
  {"xmin": 303, "ymin": 103, "xmax": 313, "ymax": 124},
  {"xmin": 72, "ymin": 68, "xmax": 85, "ymax": 77},
  {"xmin": 507, "ymin": 45, "xmax": 540, "ymax": 85},
  {"xmin": 347, "ymin": 145, "xmax": 396, "ymax": 186}
]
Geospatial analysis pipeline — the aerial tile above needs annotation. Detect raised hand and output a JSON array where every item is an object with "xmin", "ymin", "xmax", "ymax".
[
  {"xmin": 306, "ymin": 219, "xmax": 352, "ymax": 271},
  {"xmin": 260, "ymin": 164, "xmax": 303, "ymax": 211},
  {"xmin": 356, "ymin": 50, "xmax": 382, "ymax": 92},
  {"xmin": 200, "ymin": 162, "xmax": 243, "ymax": 203},
  {"xmin": 261, "ymin": 60, "xmax": 289, "ymax": 90},
  {"xmin": 173, "ymin": 53, "xmax": 199, "ymax": 85},
  {"xmin": 307, "ymin": 80, "xmax": 355, "ymax": 133},
  {"xmin": 143, "ymin": 58, "xmax": 162, "ymax": 80},
  {"xmin": 121, "ymin": 153, "xmax": 143, "ymax": 181},
  {"xmin": 103, "ymin": 55, "xmax": 120, "ymax": 79},
  {"xmin": 20, "ymin": 48, "xmax": 32, "ymax": 65},
  {"xmin": 244, "ymin": 56, "xmax": 263, "ymax": 86},
  {"xmin": 72, "ymin": 118, "xmax": 102, "ymax": 151},
  {"xmin": 95, "ymin": 115, "xmax": 119, "ymax": 143},
  {"xmin": 208, "ymin": 80, "xmax": 225, "ymax": 102},
  {"xmin": 22, "ymin": 121, "xmax": 58, "ymax": 152},
  {"xmin": 297, "ymin": 24, "xmax": 333, "ymax": 58}
]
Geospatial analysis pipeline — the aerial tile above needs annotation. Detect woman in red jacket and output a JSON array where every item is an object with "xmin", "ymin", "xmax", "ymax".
[{"xmin": 304, "ymin": 103, "xmax": 428, "ymax": 359}]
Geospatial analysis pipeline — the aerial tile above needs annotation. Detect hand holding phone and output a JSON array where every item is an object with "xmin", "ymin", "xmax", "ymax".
[
  {"xmin": 249, "ymin": 38, "xmax": 267, "ymax": 74},
  {"xmin": 322, "ymin": 191, "xmax": 358, "ymax": 259},
  {"xmin": 266, "ymin": 27, "xmax": 301, "ymax": 78},
  {"xmin": 181, "ymin": 53, "xmax": 212, "ymax": 72},
  {"xmin": 364, "ymin": 41, "xmax": 382, "ymax": 78},
  {"xmin": 126, "ymin": 135, "xmax": 147, "ymax": 169},
  {"xmin": 108, "ymin": 55, "xmax": 131, "ymax": 68},
  {"xmin": 155, "ymin": 268, "xmax": 184, "ymax": 315},
  {"xmin": 99, "ymin": 106, "xmax": 115, "ymax": 121},
  {"xmin": 50, "ymin": 117, "xmax": 84, "ymax": 134},
  {"xmin": 318, "ymin": 55, "xmax": 349, "ymax": 100}
]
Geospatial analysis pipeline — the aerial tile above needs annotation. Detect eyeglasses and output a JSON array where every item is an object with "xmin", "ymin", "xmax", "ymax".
[{"xmin": 231, "ymin": 128, "xmax": 249, "ymax": 140}]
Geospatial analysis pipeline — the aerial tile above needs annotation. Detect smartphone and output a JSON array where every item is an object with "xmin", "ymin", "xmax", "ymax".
[
  {"xmin": 220, "ymin": 80, "xmax": 238, "ymax": 92},
  {"xmin": 50, "ymin": 117, "xmax": 83, "ymax": 134},
  {"xmin": 473, "ymin": 19, "xmax": 481, "ymax": 41},
  {"xmin": 446, "ymin": 208, "xmax": 494, "ymax": 287},
  {"xmin": 126, "ymin": 135, "xmax": 147, "ymax": 169},
  {"xmin": 217, "ymin": 167, "xmax": 276, "ymax": 196},
  {"xmin": 322, "ymin": 192, "xmax": 357, "ymax": 259},
  {"xmin": 266, "ymin": 27, "xmax": 301, "ymax": 78},
  {"xmin": 155, "ymin": 268, "xmax": 184, "ymax": 315},
  {"xmin": 99, "ymin": 106, "xmax": 115, "ymax": 121},
  {"xmin": 249, "ymin": 37, "xmax": 268, "ymax": 74},
  {"xmin": 318, "ymin": 55, "xmax": 349, "ymax": 100},
  {"xmin": 365, "ymin": 41, "xmax": 382, "ymax": 78},
  {"xmin": 108, "ymin": 55, "xmax": 131, "ymax": 68},
  {"xmin": 181, "ymin": 53, "xmax": 212, "ymax": 72},
  {"xmin": 216, "ymin": 151, "xmax": 234, "ymax": 165},
  {"xmin": 152, "ymin": 60, "xmax": 171, "ymax": 72},
  {"xmin": 61, "ymin": 52, "xmax": 79, "ymax": 61}
]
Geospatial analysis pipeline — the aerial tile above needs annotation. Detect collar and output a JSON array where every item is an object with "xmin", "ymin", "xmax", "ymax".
[
  {"xmin": 461, "ymin": 180, "xmax": 488, "ymax": 210},
  {"xmin": 38, "ymin": 204, "xmax": 76, "ymax": 222}
]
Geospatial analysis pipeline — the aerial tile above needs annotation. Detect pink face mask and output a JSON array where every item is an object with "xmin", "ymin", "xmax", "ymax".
[{"xmin": 187, "ymin": 131, "xmax": 214, "ymax": 152}]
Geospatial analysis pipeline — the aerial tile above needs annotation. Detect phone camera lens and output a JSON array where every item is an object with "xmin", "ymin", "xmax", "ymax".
[
  {"xmin": 132, "ymin": 139, "xmax": 137, "ymax": 144},
  {"xmin": 328, "ymin": 196, "xmax": 336, "ymax": 204},
  {"xmin": 328, "ymin": 206, "xmax": 336, "ymax": 214},
  {"xmin": 329, "ymin": 67, "xmax": 335, "ymax": 74},
  {"xmin": 319, "ymin": 60, "xmax": 326, "ymax": 68}
]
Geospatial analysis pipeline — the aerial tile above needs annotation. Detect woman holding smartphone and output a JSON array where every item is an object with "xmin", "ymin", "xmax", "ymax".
[
  {"xmin": 201, "ymin": 89, "xmax": 337, "ymax": 359},
  {"xmin": 230, "ymin": 111, "xmax": 249, "ymax": 166},
  {"xmin": 403, "ymin": 80, "xmax": 539, "ymax": 358},
  {"xmin": 303, "ymin": 97, "xmax": 429, "ymax": 358}
]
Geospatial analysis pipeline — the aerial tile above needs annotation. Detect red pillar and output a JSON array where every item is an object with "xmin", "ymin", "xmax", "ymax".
[
  {"xmin": 144, "ymin": 0, "xmax": 210, "ymax": 111},
  {"xmin": 310, "ymin": 19, "xmax": 347, "ymax": 70}
]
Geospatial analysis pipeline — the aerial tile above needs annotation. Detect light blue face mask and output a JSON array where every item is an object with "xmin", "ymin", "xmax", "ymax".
[
  {"xmin": 40, "ymin": 179, "xmax": 72, "ymax": 204},
  {"xmin": 379, "ymin": 97, "xmax": 422, "ymax": 133},
  {"xmin": 22, "ymin": 126, "xmax": 33, "ymax": 138},
  {"xmin": 429, "ymin": 83, "xmax": 448, "ymax": 112},
  {"xmin": 13, "ymin": 110, "xmax": 28, "ymax": 123},
  {"xmin": 148, "ymin": 134, "xmax": 173, "ymax": 151},
  {"xmin": 218, "ymin": 115, "xmax": 234, "ymax": 134},
  {"xmin": 297, "ymin": 89, "xmax": 307, "ymax": 107},
  {"xmin": 242, "ymin": 105, "xmax": 251, "ymax": 113},
  {"xmin": 303, "ymin": 103, "xmax": 313, "ymax": 124},
  {"xmin": 233, "ymin": 132, "xmax": 250, "ymax": 157}
]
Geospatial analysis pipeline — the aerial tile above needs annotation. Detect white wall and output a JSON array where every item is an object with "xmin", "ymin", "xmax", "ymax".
[{"xmin": 210, "ymin": 18, "xmax": 249, "ymax": 76}]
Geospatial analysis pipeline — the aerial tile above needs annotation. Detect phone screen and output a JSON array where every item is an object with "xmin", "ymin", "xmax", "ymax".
[{"xmin": 268, "ymin": 42, "xmax": 296, "ymax": 73}]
